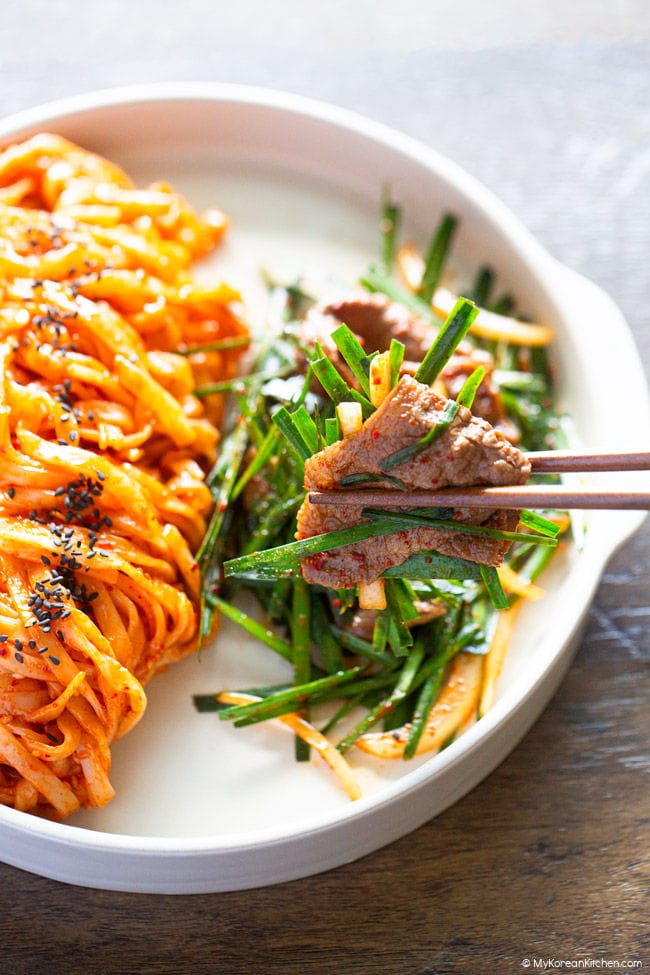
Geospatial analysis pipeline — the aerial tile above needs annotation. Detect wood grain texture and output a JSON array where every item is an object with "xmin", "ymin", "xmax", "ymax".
[{"xmin": 0, "ymin": 25, "xmax": 648, "ymax": 975}]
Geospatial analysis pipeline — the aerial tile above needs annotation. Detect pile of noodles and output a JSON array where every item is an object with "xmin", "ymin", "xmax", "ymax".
[{"xmin": 0, "ymin": 134, "xmax": 247, "ymax": 818}]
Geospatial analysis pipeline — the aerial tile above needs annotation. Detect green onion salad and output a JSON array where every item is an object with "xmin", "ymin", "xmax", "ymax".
[{"xmin": 192, "ymin": 195, "xmax": 569, "ymax": 790}]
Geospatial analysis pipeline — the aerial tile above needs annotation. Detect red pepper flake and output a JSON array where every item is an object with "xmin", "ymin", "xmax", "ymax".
[
  {"xmin": 332, "ymin": 598, "xmax": 341, "ymax": 607},
  {"xmin": 371, "ymin": 430, "xmax": 380, "ymax": 441}
]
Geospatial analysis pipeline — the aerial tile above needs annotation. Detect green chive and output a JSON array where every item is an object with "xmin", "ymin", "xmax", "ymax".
[
  {"xmin": 210, "ymin": 595, "xmax": 294, "ymax": 662},
  {"xmin": 362, "ymin": 508, "xmax": 558, "ymax": 547},
  {"xmin": 470, "ymin": 267, "xmax": 494, "ymax": 307},
  {"xmin": 218, "ymin": 668, "xmax": 364, "ymax": 724},
  {"xmin": 324, "ymin": 416, "xmax": 341, "ymax": 446},
  {"xmin": 291, "ymin": 405, "xmax": 320, "ymax": 455},
  {"xmin": 479, "ymin": 564, "xmax": 510, "ymax": 610},
  {"xmin": 272, "ymin": 405, "xmax": 313, "ymax": 461},
  {"xmin": 380, "ymin": 189, "xmax": 400, "ymax": 273},
  {"xmin": 231, "ymin": 426, "xmax": 281, "ymax": 502},
  {"xmin": 224, "ymin": 518, "xmax": 407, "ymax": 580},
  {"xmin": 382, "ymin": 550, "xmax": 483, "ymax": 581},
  {"xmin": 331, "ymin": 324, "xmax": 372, "ymax": 397},
  {"xmin": 414, "ymin": 297, "xmax": 479, "ymax": 386},
  {"xmin": 337, "ymin": 642, "xmax": 426, "ymax": 753},
  {"xmin": 417, "ymin": 214, "xmax": 457, "ymax": 303},
  {"xmin": 311, "ymin": 355, "xmax": 374, "ymax": 418},
  {"xmin": 403, "ymin": 675, "xmax": 439, "ymax": 758},
  {"xmin": 331, "ymin": 625, "xmax": 394, "ymax": 665},
  {"xmin": 456, "ymin": 366, "xmax": 486, "ymax": 410},
  {"xmin": 195, "ymin": 369, "xmax": 286, "ymax": 396},
  {"xmin": 292, "ymin": 576, "xmax": 312, "ymax": 760},
  {"xmin": 178, "ymin": 336, "xmax": 251, "ymax": 355},
  {"xmin": 519, "ymin": 510, "xmax": 561, "ymax": 538},
  {"xmin": 311, "ymin": 596, "xmax": 344, "ymax": 673},
  {"xmin": 339, "ymin": 472, "xmax": 408, "ymax": 491}
]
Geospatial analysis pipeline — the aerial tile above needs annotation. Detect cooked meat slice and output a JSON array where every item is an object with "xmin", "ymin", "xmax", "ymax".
[
  {"xmin": 319, "ymin": 292, "xmax": 434, "ymax": 361},
  {"xmin": 298, "ymin": 502, "xmax": 520, "ymax": 588},
  {"xmin": 299, "ymin": 292, "xmax": 432, "ymax": 384},
  {"xmin": 307, "ymin": 374, "xmax": 528, "ymax": 489},
  {"xmin": 296, "ymin": 375, "xmax": 530, "ymax": 589},
  {"xmin": 300, "ymin": 291, "xmax": 519, "ymax": 441}
]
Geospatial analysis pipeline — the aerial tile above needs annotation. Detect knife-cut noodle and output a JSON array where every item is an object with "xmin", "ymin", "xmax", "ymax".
[{"xmin": 0, "ymin": 134, "xmax": 247, "ymax": 818}]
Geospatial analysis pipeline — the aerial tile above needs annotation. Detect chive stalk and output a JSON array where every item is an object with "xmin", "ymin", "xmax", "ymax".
[
  {"xmin": 292, "ymin": 576, "xmax": 312, "ymax": 760},
  {"xmin": 379, "ymin": 190, "xmax": 400, "ymax": 273},
  {"xmin": 417, "ymin": 214, "xmax": 457, "ymax": 303},
  {"xmin": 414, "ymin": 298, "xmax": 479, "ymax": 386},
  {"xmin": 336, "ymin": 642, "xmax": 426, "ymax": 753}
]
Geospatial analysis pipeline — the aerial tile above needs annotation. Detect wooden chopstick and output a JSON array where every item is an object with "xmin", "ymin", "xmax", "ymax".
[
  {"xmin": 527, "ymin": 449, "xmax": 650, "ymax": 473},
  {"xmin": 307, "ymin": 450, "xmax": 650, "ymax": 511},
  {"xmin": 308, "ymin": 486, "xmax": 650, "ymax": 510}
]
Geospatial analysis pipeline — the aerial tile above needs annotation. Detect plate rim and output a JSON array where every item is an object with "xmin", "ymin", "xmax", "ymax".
[{"xmin": 0, "ymin": 83, "xmax": 646, "ymax": 887}]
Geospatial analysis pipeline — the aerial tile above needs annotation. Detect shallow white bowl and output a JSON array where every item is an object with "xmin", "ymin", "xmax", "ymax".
[{"xmin": 0, "ymin": 84, "xmax": 647, "ymax": 894}]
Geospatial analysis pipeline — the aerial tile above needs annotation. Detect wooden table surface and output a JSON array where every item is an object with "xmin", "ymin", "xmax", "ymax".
[{"xmin": 1, "ymin": 11, "xmax": 649, "ymax": 974}]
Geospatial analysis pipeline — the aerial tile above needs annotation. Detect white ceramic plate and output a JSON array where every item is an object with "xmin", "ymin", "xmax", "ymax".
[{"xmin": 0, "ymin": 84, "xmax": 647, "ymax": 894}]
